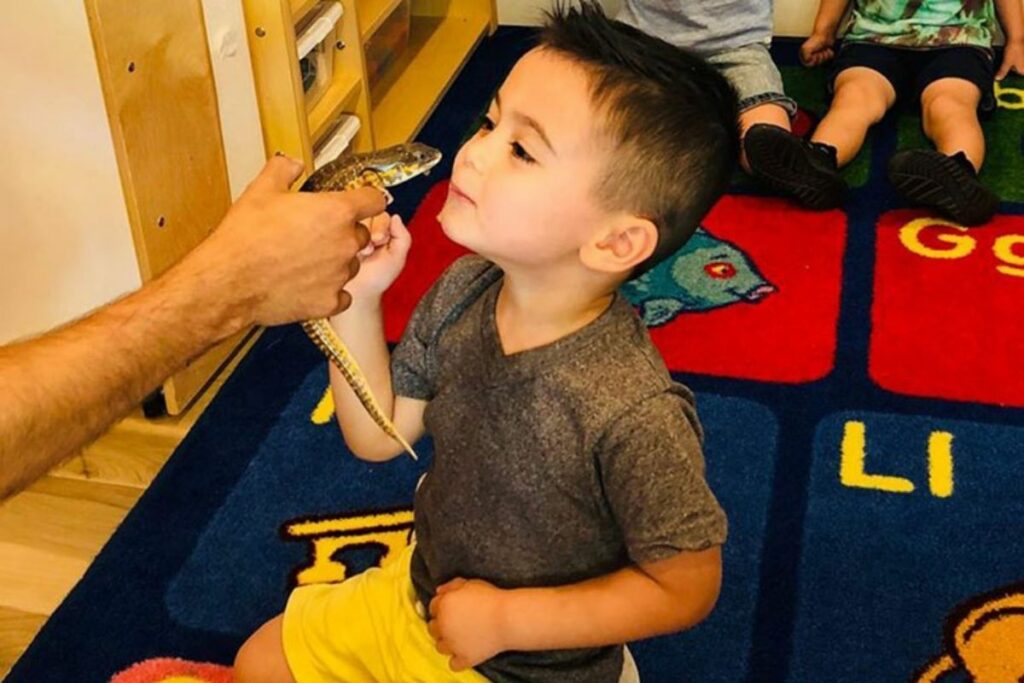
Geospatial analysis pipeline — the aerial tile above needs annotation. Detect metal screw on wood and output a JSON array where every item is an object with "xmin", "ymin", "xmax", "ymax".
[
  {"xmin": 127, "ymin": 62, "xmax": 136, "ymax": 72},
  {"xmin": 255, "ymin": 27, "xmax": 266, "ymax": 38},
  {"xmin": 335, "ymin": 40, "xmax": 346, "ymax": 50},
  {"xmin": 157, "ymin": 216, "xmax": 166, "ymax": 228}
]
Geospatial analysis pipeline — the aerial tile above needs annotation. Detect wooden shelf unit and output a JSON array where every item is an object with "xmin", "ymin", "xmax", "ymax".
[{"xmin": 243, "ymin": 0, "xmax": 496, "ymax": 173}]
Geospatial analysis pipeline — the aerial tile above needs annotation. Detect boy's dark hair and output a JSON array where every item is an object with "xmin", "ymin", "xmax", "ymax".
[{"xmin": 540, "ymin": 1, "xmax": 740, "ymax": 273}]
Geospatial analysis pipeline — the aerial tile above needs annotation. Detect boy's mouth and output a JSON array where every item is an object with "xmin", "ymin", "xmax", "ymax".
[{"xmin": 448, "ymin": 181, "xmax": 475, "ymax": 205}]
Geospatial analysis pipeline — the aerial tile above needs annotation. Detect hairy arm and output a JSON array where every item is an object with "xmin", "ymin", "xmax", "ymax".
[
  {"xmin": 0, "ymin": 156, "xmax": 382, "ymax": 501},
  {"xmin": 0, "ymin": 261, "xmax": 244, "ymax": 500},
  {"xmin": 429, "ymin": 547, "xmax": 722, "ymax": 670}
]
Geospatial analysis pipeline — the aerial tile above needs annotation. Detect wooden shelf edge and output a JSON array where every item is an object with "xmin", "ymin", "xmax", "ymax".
[
  {"xmin": 370, "ymin": 12, "xmax": 488, "ymax": 147},
  {"xmin": 359, "ymin": 0, "xmax": 405, "ymax": 40},
  {"xmin": 308, "ymin": 71, "xmax": 363, "ymax": 143},
  {"xmin": 291, "ymin": 0, "xmax": 320, "ymax": 22}
]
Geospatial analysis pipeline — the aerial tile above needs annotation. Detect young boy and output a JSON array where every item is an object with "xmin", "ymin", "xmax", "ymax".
[
  {"xmin": 234, "ymin": 4, "xmax": 737, "ymax": 682},
  {"xmin": 617, "ymin": 1, "xmax": 835, "ymax": 206},
  {"xmin": 746, "ymin": 0, "xmax": 1024, "ymax": 224}
]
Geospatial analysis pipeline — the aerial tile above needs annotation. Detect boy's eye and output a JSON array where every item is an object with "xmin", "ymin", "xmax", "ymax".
[{"xmin": 511, "ymin": 142, "xmax": 536, "ymax": 164}]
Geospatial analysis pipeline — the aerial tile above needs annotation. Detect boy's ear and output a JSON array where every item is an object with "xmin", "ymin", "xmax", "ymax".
[{"xmin": 580, "ymin": 215, "xmax": 659, "ymax": 275}]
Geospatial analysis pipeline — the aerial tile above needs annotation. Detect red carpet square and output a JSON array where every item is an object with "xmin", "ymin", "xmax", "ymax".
[
  {"xmin": 643, "ymin": 195, "xmax": 845, "ymax": 383},
  {"xmin": 870, "ymin": 211, "xmax": 1024, "ymax": 407},
  {"xmin": 386, "ymin": 187, "xmax": 847, "ymax": 384}
]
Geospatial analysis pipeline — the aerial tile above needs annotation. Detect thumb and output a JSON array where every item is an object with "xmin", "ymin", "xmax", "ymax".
[
  {"xmin": 388, "ymin": 215, "xmax": 412, "ymax": 251},
  {"xmin": 996, "ymin": 62, "xmax": 1009, "ymax": 80},
  {"xmin": 247, "ymin": 154, "xmax": 305, "ymax": 194}
]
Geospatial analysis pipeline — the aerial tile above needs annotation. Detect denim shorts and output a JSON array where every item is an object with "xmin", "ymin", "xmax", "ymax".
[{"xmin": 706, "ymin": 42, "xmax": 798, "ymax": 116}]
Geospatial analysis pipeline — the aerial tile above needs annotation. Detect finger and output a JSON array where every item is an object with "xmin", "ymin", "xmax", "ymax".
[
  {"xmin": 247, "ymin": 155, "xmax": 304, "ymax": 194},
  {"xmin": 428, "ymin": 619, "xmax": 442, "ymax": 640},
  {"xmin": 435, "ymin": 578, "xmax": 466, "ymax": 595},
  {"xmin": 449, "ymin": 656, "xmax": 468, "ymax": 672},
  {"xmin": 997, "ymin": 63, "xmax": 1009, "ymax": 80},
  {"xmin": 429, "ymin": 598, "xmax": 440, "ymax": 618},
  {"xmin": 371, "ymin": 215, "xmax": 392, "ymax": 245},
  {"xmin": 387, "ymin": 215, "xmax": 412, "ymax": 255},
  {"xmin": 435, "ymin": 638, "xmax": 454, "ymax": 656},
  {"xmin": 325, "ymin": 186, "xmax": 389, "ymax": 223},
  {"xmin": 348, "ymin": 256, "xmax": 361, "ymax": 281},
  {"xmin": 353, "ymin": 222, "xmax": 371, "ymax": 250}
]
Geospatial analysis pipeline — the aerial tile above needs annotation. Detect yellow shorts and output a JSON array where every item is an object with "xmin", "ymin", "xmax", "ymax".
[{"xmin": 282, "ymin": 544, "xmax": 490, "ymax": 683}]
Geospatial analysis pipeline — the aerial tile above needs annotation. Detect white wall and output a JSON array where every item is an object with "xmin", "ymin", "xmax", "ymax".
[
  {"xmin": 0, "ymin": 1, "xmax": 140, "ymax": 344},
  {"xmin": 497, "ymin": 0, "xmax": 815, "ymax": 36}
]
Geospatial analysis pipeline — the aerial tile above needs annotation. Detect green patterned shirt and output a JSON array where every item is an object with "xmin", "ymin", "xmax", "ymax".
[{"xmin": 844, "ymin": 0, "xmax": 996, "ymax": 49}]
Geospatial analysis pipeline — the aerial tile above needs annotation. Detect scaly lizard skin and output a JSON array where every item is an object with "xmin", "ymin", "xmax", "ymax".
[{"xmin": 299, "ymin": 142, "xmax": 442, "ymax": 459}]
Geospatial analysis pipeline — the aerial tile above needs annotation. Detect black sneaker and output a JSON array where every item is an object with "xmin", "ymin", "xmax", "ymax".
[
  {"xmin": 887, "ymin": 149, "xmax": 999, "ymax": 226},
  {"xmin": 743, "ymin": 123, "xmax": 847, "ymax": 210}
]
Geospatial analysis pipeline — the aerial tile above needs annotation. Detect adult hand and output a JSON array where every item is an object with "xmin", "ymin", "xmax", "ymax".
[
  {"xmin": 428, "ymin": 577, "xmax": 509, "ymax": 672},
  {"xmin": 178, "ymin": 155, "xmax": 384, "ymax": 331},
  {"xmin": 997, "ymin": 39, "xmax": 1024, "ymax": 80},
  {"xmin": 800, "ymin": 33, "xmax": 836, "ymax": 67}
]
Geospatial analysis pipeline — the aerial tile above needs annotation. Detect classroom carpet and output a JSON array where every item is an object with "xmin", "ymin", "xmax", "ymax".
[{"xmin": 9, "ymin": 29, "xmax": 1024, "ymax": 683}]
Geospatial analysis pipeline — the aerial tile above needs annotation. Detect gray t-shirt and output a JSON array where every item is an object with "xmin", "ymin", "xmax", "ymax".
[
  {"xmin": 617, "ymin": 0, "xmax": 773, "ymax": 55},
  {"xmin": 391, "ymin": 256, "xmax": 727, "ymax": 683}
]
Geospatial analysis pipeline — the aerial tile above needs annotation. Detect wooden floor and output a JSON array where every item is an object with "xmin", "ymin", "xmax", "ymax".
[{"xmin": 0, "ymin": 333, "xmax": 259, "ymax": 677}]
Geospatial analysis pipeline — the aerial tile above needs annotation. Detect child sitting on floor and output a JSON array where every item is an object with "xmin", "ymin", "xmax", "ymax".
[
  {"xmin": 234, "ymin": 3, "xmax": 737, "ymax": 682},
  {"xmin": 618, "ymin": 0, "xmax": 820, "ymax": 205},
  {"xmin": 745, "ymin": 0, "xmax": 1024, "ymax": 225}
]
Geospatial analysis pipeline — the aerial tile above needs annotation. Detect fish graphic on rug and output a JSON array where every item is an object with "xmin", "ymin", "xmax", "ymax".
[
  {"xmin": 914, "ymin": 581, "xmax": 1024, "ymax": 682},
  {"xmin": 622, "ymin": 226, "xmax": 776, "ymax": 327}
]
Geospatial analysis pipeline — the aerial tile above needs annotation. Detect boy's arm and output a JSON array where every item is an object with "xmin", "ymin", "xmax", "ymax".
[
  {"xmin": 328, "ymin": 213, "xmax": 426, "ymax": 462},
  {"xmin": 328, "ymin": 299, "xmax": 426, "ymax": 462},
  {"xmin": 428, "ymin": 547, "xmax": 722, "ymax": 671},
  {"xmin": 995, "ymin": 0, "xmax": 1024, "ymax": 79},
  {"xmin": 811, "ymin": 0, "xmax": 852, "ymax": 38},
  {"xmin": 801, "ymin": 0, "xmax": 852, "ymax": 65}
]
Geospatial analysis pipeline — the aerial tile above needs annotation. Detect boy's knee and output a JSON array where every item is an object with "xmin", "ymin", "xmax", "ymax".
[
  {"xmin": 922, "ymin": 91, "xmax": 974, "ymax": 121},
  {"xmin": 233, "ymin": 639, "xmax": 264, "ymax": 683},
  {"xmin": 234, "ymin": 617, "xmax": 296, "ymax": 683},
  {"xmin": 833, "ymin": 82, "xmax": 889, "ymax": 123}
]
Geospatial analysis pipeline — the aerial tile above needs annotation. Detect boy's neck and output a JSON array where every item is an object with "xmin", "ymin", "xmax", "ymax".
[{"xmin": 493, "ymin": 264, "xmax": 619, "ymax": 356}]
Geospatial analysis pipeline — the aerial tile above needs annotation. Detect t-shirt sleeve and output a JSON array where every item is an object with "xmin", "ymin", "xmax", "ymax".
[
  {"xmin": 391, "ymin": 256, "xmax": 496, "ymax": 400},
  {"xmin": 596, "ymin": 388, "xmax": 727, "ymax": 564}
]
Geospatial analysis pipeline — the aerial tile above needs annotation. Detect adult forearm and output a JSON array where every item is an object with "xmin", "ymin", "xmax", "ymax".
[
  {"xmin": 0, "ymin": 259, "xmax": 241, "ymax": 500},
  {"xmin": 499, "ymin": 564, "xmax": 718, "ymax": 651},
  {"xmin": 812, "ymin": 0, "xmax": 852, "ymax": 36}
]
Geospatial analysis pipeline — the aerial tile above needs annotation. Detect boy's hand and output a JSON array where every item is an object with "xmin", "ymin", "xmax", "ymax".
[
  {"xmin": 800, "ymin": 33, "xmax": 836, "ymax": 67},
  {"xmin": 998, "ymin": 40, "xmax": 1024, "ymax": 80},
  {"xmin": 344, "ymin": 213, "xmax": 412, "ymax": 301},
  {"xmin": 428, "ymin": 578, "xmax": 509, "ymax": 671}
]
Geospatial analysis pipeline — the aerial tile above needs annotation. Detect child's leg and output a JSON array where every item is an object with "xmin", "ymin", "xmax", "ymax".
[
  {"xmin": 235, "ymin": 615, "xmax": 297, "ymax": 683},
  {"xmin": 920, "ymin": 77, "xmax": 985, "ymax": 169},
  {"xmin": 812, "ymin": 67, "xmax": 896, "ymax": 167},
  {"xmin": 885, "ymin": 46, "xmax": 998, "ymax": 226},
  {"xmin": 739, "ymin": 102, "xmax": 792, "ymax": 172}
]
